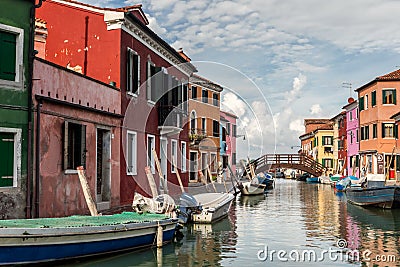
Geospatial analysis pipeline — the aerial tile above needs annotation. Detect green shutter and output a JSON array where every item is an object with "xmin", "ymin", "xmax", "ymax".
[
  {"xmin": 371, "ymin": 91, "xmax": 376, "ymax": 106},
  {"xmin": 359, "ymin": 97, "xmax": 364, "ymax": 111},
  {"xmin": 382, "ymin": 123, "xmax": 385, "ymax": 138},
  {"xmin": 0, "ymin": 132, "xmax": 14, "ymax": 187},
  {"xmin": 395, "ymin": 124, "xmax": 398, "ymax": 139},
  {"xmin": 322, "ymin": 137, "xmax": 325, "ymax": 145},
  {"xmin": 0, "ymin": 31, "xmax": 17, "ymax": 81},
  {"xmin": 322, "ymin": 159, "xmax": 326, "ymax": 167},
  {"xmin": 393, "ymin": 89, "xmax": 397, "ymax": 105}
]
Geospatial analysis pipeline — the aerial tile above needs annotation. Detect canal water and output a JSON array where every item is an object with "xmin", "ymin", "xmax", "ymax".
[{"xmin": 60, "ymin": 179, "xmax": 400, "ymax": 267}]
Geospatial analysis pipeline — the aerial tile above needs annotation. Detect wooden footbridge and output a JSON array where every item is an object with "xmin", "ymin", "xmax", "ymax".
[{"xmin": 249, "ymin": 154, "xmax": 326, "ymax": 177}]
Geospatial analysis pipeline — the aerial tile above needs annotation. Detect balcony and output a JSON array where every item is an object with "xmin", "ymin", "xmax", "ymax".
[
  {"xmin": 158, "ymin": 105, "xmax": 187, "ymax": 136},
  {"xmin": 189, "ymin": 128, "xmax": 206, "ymax": 145}
]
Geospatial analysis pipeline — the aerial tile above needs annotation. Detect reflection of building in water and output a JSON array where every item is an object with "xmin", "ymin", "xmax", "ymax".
[
  {"xmin": 344, "ymin": 205, "xmax": 400, "ymax": 266},
  {"xmin": 299, "ymin": 184, "xmax": 341, "ymax": 240}
]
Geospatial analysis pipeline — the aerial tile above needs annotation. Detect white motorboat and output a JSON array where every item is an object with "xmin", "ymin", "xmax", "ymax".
[{"xmin": 191, "ymin": 193, "xmax": 235, "ymax": 223}]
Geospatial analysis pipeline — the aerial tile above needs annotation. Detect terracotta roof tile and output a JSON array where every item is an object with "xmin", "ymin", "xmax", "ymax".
[{"xmin": 377, "ymin": 69, "xmax": 400, "ymax": 80}]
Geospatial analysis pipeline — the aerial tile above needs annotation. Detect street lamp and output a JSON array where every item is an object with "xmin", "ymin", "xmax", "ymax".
[{"xmin": 291, "ymin": 145, "xmax": 301, "ymax": 149}]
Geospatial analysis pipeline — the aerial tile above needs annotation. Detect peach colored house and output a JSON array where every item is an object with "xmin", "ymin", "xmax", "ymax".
[
  {"xmin": 188, "ymin": 74, "xmax": 222, "ymax": 182},
  {"xmin": 355, "ymin": 69, "xmax": 399, "ymax": 183},
  {"xmin": 300, "ymin": 119, "xmax": 331, "ymax": 157}
]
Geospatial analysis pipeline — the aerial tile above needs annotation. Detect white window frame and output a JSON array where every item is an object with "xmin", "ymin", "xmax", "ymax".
[
  {"xmin": 171, "ymin": 139, "xmax": 178, "ymax": 173},
  {"xmin": 0, "ymin": 24, "xmax": 24, "ymax": 86},
  {"xmin": 181, "ymin": 141, "xmax": 187, "ymax": 173},
  {"xmin": 126, "ymin": 130, "xmax": 137, "ymax": 175},
  {"xmin": 146, "ymin": 60, "xmax": 156, "ymax": 104},
  {"xmin": 382, "ymin": 88, "xmax": 396, "ymax": 105},
  {"xmin": 210, "ymin": 152, "xmax": 217, "ymax": 173},
  {"xmin": 365, "ymin": 94, "xmax": 368, "ymax": 110},
  {"xmin": 126, "ymin": 48, "xmax": 140, "ymax": 96},
  {"xmin": 147, "ymin": 134, "xmax": 156, "ymax": 174},
  {"xmin": 0, "ymin": 127, "xmax": 21, "ymax": 188}
]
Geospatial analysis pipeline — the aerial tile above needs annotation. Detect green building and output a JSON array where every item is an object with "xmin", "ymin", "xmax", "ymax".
[{"xmin": 0, "ymin": 0, "xmax": 35, "ymax": 219}]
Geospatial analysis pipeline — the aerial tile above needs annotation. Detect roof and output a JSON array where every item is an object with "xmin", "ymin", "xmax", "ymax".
[
  {"xmin": 314, "ymin": 123, "xmax": 333, "ymax": 131},
  {"xmin": 59, "ymin": 0, "xmax": 144, "ymax": 17},
  {"xmin": 304, "ymin": 119, "xmax": 331, "ymax": 125},
  {"xmin": 342, "ymin": 99, "xmax": 358, "ymax": 110},
  {"xmin": 220, "ymin": 109, "xmax": 239, "ymax": 119},
  {"xmin": 190, "ymin": 74, "xmax": 223, "ymax": 92},
  {"xmin": 390, "ymin": 111, "xmax": 400, "ymax": 121},
  {"xmin": 355, "ymin": 69, "xmax": 400, "ymax": 92},
  {"xmin": 330, "ymin": 111, "xmax": 346, "ymax": 121}
]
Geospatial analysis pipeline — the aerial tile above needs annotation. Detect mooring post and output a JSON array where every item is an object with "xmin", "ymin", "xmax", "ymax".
[{"xmin": 157, "ymin": 222, "xmax": 163, "ymax": 248}]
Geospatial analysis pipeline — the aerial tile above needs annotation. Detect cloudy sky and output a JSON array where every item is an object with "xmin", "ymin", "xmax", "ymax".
[{"xmin": 81, "ymin": 0, "xmax": 400, "ymax": 158}]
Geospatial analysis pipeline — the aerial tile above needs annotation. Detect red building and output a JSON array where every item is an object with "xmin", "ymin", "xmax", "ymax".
[
  {"xmin": 331, "ymin": 111, "xmax": 347, "ymax": 174},
  {"xmin": 36, "ymin": 0, "xmax": 196, "ymax": 207},
  {"xmin": 32, "ymin": 58, "xmax": 122, "ymax": 217}
]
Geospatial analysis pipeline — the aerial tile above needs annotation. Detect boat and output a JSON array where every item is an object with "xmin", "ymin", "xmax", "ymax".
[
  {"xmin": 176, "ymin": 192, "xmax": 203, "ymax": 224},
  {"xmin": 237, "ymin": 176, "xmax": 266, "ymax": 195},
  {"xmin": 346, "ymin": 186, "xmax": 400, "ymax": 209},
  {"xmin": 191, "ymin": 193, "xmax": 235, "ymax": 223},
  {"xmin": 257, "ymin": 172, "xmax": 274, "ymax": 189},
  {"xmin": 330, "ymin": 173, "xmax": 344, "ymax": 183},
  {"xmin": 319, "ymin": 176, "xmax": 331, "ymax": 184},
  {"xmin": 306, "ymin": 177, "xmax": 319, "ymax": 183},
  {"xmin": 296, "ymin": 172, "xmax": 310, "ymax": 181},
  {"xmin": 335, "ymin": 176, "xmax": 360, "ymax": 191},
  {"xmin": 0, "ymin": 212, "xmax": 177, "ymax": 265}
]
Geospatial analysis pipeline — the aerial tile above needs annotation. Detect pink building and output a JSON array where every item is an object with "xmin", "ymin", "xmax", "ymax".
[
  {"xmin": 32, "ymin": 58, "xmax": 122, "ymax": 217},
  {"xmin": 220, "ymin": 110, "xmax": 238, "ymax": 177},
  {"xmin": 343, "ymin": 98, "xmax": 359, "ymax": 178}
]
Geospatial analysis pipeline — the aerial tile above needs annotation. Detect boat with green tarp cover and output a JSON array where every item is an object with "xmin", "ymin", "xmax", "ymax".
[{"xmin": 0, "ymin": 212, "xmax": 177, "ymax": 265}]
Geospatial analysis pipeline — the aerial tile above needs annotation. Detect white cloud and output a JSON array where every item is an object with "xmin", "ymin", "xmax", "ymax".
[
  {"xmin": 310, "ymin": 104, "xmax": 322, "ymax": 115},
  {"xmin": 289, "ymin": 119, "xmax": 305, "ymax": 133},
  {"xmin": 286, "ymin": 73, "xmax": 307, "ymax": 103}
]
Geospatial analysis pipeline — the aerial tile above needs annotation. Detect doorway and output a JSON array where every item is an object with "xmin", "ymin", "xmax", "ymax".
[
  {"xmin": 96, "ymin": 128, "xmax": 111, "ymax": 209},
  {"xmin": 189, "ymin": 151, "xmax": 198, "ymax": 181}
]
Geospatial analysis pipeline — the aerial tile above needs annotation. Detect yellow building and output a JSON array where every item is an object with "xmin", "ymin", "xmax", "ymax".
[{"xmin": 313, "ymin": 124, "xmax": 334, "ymax": 174}]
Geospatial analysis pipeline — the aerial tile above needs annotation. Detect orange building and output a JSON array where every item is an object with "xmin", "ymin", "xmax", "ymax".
[
  {"xmin": 355, "ymin": 69, "xmax": 399, "ymax": 183},
  {"xmin": 188, "ymin": 74, "xmax": 223, "ymax": 182}
]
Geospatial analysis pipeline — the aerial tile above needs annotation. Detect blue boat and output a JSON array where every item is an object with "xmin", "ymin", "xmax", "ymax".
[
  {"xmin": 0, "ymin": 212, "xmax": 177, "ymax": 265},
  {"xmin": 306, "ymin": 177, "xmax": 319, "ymax": 183},
  {"xmin": 335, "ymin": 176, "xmax": 359, "ymax": 191},
  {"xmin": 346, "ymin": 186, "xmax": 400, "ymax": 209},
  {"xmin": 256, "ymin": 172, "xmax": 274, "ymax": 189}
]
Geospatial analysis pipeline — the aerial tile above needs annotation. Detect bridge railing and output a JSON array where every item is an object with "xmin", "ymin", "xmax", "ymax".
[{"xmin": 252, "ymin": 154, "xmax": 326, "ymax": 176}]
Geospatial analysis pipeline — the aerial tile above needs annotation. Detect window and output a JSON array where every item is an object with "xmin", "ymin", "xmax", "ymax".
[
  {"xmin": 365, "ymin": 94, "xmax": 368, "ymax": 109},
  {"xmin": 127, "ymin": 131, "xmax": 137, "ymax": 175},
  {"xmin": 359, "ymin": 96, "xmax": 364, "ymax": 111},
  {"xmin": 356, "ymin": 129, "xmax": 359, "ymax": 142},
  {"xmin": 183, "ymin": 84, "xmax": 188, "ymax": 112},
  {"xmin": 171, "ymin": 140, "xmax": 177, "ymax": 173},
  {"xmin": 322, "ymin": 136, "xmax": 333, "ymax": 145},
  {"xmin": 338, "ymin": 140, "xmax": 343, "ymax": 149},
  {"xmin": 126, "ymin": 48, "xmax": 140, "ymax": 95},
  {"xmin": 382, "ymin": 123, "xmax": 398, "ymax": 138},
  {"xmin": 213, "ymin": 120, "xmax": 220, "ymax": 137},
  {"xmin": 349, "ymin": 111, "xmax": 352, "ymax": 121},
  {"xmin": 361, "ymin": 125, "xmax": 369, "ymax": 140},
  {"xmin": 0, "ymin": 128, "xmax": 20, "ymax": 187},
  {"xmin": 212, "ymin": 93, "xmax": 219, "ymax": 106},
  {"xmin": 202, "ymin": 89, "xmax": 208, "ymax": 103},
  {"xmin": 322, "ymin": 158, "xmax": 333, "ymax": 168},
  {"xmin": 373, "ymin": 124, "xmax": 377, "ymax": 139},
  {"xmin": 63, "ymin": 122, "xmax": 86, "ymax": 171},
  {"xmin": 226, "ymin": 122, "xmax": 231, "ymax": 135},
  {"xmin": 371, "ymin": 91, "xmax": 376, "ymax": 107},
  {"xmin": 349, "ymin": 131, "xmax": 353, "ymax": 144},
  {"xmin": 191, "ymin": 86, "xmax": 197, "ymax": 99},
  {"xmin": 147, "ymin": 135, "xmax": 155, "ymax": 174},
  {"xmin": 146, "ymin": 62, "xmax": 161, "ymax": 102},
  {"xmin": 202, "ymin": 118, "xmax": 206, "ymax": 134},
  {"xmin": 232, "ymin": 124, "xmax": 237, "ymax": 137},
  {"xmin": 232, "ymin": 153, "xmax": 237, "ymax": 165},
  {"xmin": 181, "ymin": 142, "xmax": 186, "ymax": 173},
  {"xmin": 0, "ymin": 25, "xmax": 23, "ymax": 83},
  {"xmin": 383, "ymin": 89, "xmax": 397, "ymax": 105}
]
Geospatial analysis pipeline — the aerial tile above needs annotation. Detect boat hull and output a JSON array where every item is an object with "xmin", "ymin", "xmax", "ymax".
[
  {"xmin": 0, "ymin": 215, "xmax": 176, "ymax": 265},
  {"xmin": 306, "ymin": 177, "xmax": 319, "ymax": 183},
  {"xmin": 192, "ymin": 193, "xmax": 235, "ymax": 223},
  {"xmin": 239, "ymin": 182, "xmax": 266, "ymax": 196},
  {"xmin": 346, "ymin": 186, "xmax": 400, "ymax": 209}
]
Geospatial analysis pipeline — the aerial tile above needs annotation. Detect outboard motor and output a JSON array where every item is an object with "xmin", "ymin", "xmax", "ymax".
[{"xmin": 176, "ymin": 192, "xmax": 202, "ymax": 224}]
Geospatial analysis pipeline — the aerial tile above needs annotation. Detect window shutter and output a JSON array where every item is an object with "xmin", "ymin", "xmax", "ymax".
[
  {"xmin": 0, "ymin": 31, "xmax": 17, "ymax": 81},
  {"xmin": 127, "ymin": 49, "xmax": 131, "ymax": 92},
  {"xmin": 146, "ymin": 62, "xmax": 150, "ymax": 100},
  {"xmin": 0, "ymin": 132, "xmax": 14, "ymax": 187},
  {"xmin": 371, "ymin": 91, "xmax": 376, "ymax": 106},
  {"xmin": 382, "ymin": 123, "xmax": 385, "ymax": 138},
  {"xmin": 383, "ymin": 91, "xmax": 387, "ymax": 104},
  {"xmin": 80, "ymin": 124, "xmax": 86, "ymax": 168},
  {"xmin": 133, "ymin": 54, "xmax": 139, "ymax": 94},
  {"xmin": 322, "ymin": 137, "xmax": 325, "ymax": 145},
  {"xmin": 322, "ymin": 159, "xmax": 326, "ymax": 167},
  {"xmin": 393, "ymin": 89, "xmax": 397, "ymax": 105},
  {"xmin": 359, "ymin": 97, "xmax": 364, "ymax": 111},
  {"xmin": 395, "ymin": 124, "xmax": 398, "ymax": 139},
  {"xmin": 63, "ymin": 121, "xmax": 69, "ymax": 170}
]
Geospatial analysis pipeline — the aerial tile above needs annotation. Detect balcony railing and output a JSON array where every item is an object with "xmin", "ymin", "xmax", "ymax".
[
  {"xmin": 158, "ymin": 105, "xmax": 187, "ymax": 129},
  {"xmin": 189, "ymin": 128, "xmax": 206, "ymax": 142}
]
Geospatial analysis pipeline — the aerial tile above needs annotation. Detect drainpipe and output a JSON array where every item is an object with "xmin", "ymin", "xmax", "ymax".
[
  {"xmin": 35, "ymin": 99, "xmax": 42, "ymax": 218},
  {"xmin": 27, "ymin": 0, "xmax": 44, "ymax": 219}
]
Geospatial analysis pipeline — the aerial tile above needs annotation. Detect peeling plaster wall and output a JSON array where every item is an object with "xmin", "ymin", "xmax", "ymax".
[{"xmin": 33, "ymin": 59, "xmax": 121, "ymax": 217}]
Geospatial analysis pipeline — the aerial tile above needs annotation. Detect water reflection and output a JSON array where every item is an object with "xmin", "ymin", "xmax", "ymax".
[{"xmin": 58, "ymin": 179, "xmax": 400, "ymax": 267}]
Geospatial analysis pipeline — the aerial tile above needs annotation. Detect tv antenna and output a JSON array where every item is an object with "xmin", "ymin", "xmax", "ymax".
[{"xmin": 342, "ymin": 82, "xmax": 352, "ymax": 98}]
